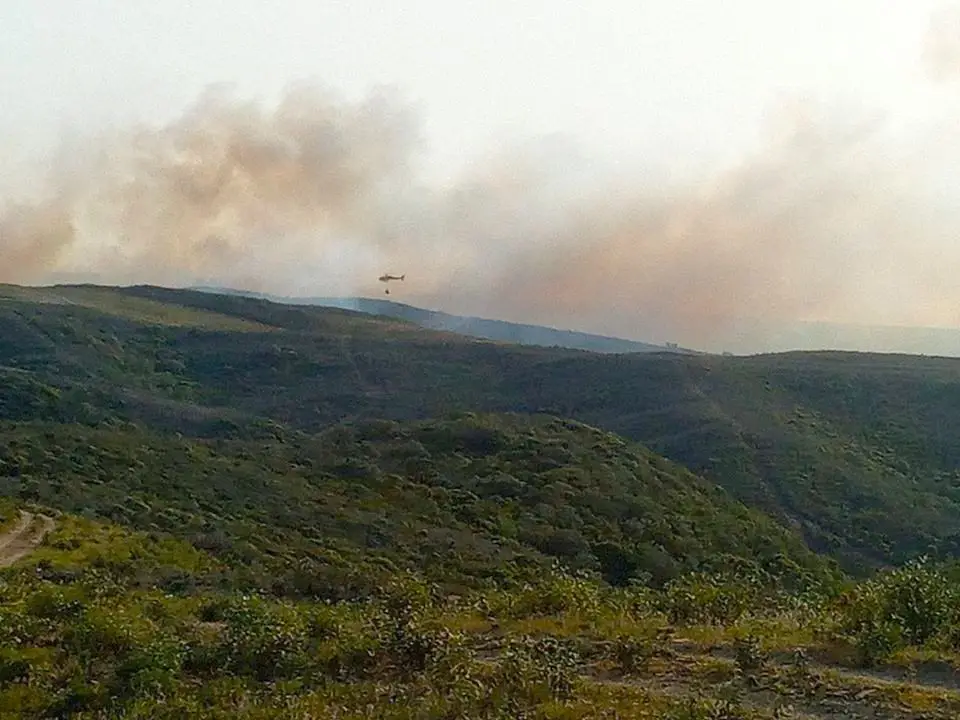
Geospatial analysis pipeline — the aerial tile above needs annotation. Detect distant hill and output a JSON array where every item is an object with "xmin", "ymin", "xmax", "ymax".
[{"xmin": 190, "ymin": 286, "xmax": 694, "ymax": 355}]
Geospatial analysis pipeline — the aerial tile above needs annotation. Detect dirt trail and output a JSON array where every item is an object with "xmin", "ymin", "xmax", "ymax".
[
  {"xmin": 481, "ymin": 634, "xmax": 960, "ymax": 718},
  {"xmin": 594, "ymin": 641, "xmax": 960, "ymax": 719},
  {"xmin": 0, "ymin": 511, "xmax": 55, "ymax": 567},
  {"xmin": 666, "ymin": 637, "xmax": 960, "ymax": 693}
]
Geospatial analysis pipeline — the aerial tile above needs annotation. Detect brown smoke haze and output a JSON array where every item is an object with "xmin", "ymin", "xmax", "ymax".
[
  {"xmin": 5, "ymin": 21, "xmax": 960, "ymax": 352},
  {"xmin": 2, "ymin": 82, "xmax": 421, "ymax": 293}
]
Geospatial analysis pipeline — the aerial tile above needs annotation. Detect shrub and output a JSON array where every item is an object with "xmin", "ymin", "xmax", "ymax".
[
  {"xmin": 217, "ymin": 595, "xmax": 310, "ymax": 680},
  {"xmin": 610, "ymin": 626, "xmax": 672, "ymax": 674},
  {"xmin": 832, "ymin": 557, "xmax": 959, "ymax": 664},
  {"xmin": 496, "ymin": 566, "xmax": 604, "ymax": 619},
  {"xmin": 493, "ymin": 634, "xmax": 582, "ymax": 711},
  {"xmin": 660, "ymin": 573, "xmax": 772, "ymax": 625}
]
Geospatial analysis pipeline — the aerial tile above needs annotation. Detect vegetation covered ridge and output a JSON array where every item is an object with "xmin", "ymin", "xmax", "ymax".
[
  {"xmin": 0, "ymin": 413, "xmax": 833, "ymax": 593},
  {"xmin": 4, "ymin": 284, "xmax": 960, "ymax": 716},
  {"xmin": 4, "ymin": 283, "xmax": 960, "ymax": 572}
]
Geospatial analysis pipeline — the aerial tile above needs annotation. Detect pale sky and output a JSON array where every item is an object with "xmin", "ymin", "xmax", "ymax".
[
  {"xmin": 5, "ymin": 1, "xmax": 960, "ymax": 354},
  {"xmin": 2, "ymin": 1, "xmax": 948, "ymax": 178}
]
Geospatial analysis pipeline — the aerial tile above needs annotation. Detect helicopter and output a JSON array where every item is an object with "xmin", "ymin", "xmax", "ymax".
[{"xmin": 378, "ymin": 273, "xmax": 405, "ymax": 294}]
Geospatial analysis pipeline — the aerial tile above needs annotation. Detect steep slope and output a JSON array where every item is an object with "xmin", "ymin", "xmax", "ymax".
[
  {"xmin": 0, "ymin": 413, "xmax": 830, "ymax": 592},
  {"xmin": 12, "ymin": 284, "xmax": 960, "ymax": 717},
  {"xmin": 508, "ymin": 350, "xmax": 960, "ymax": 568},
  {"xmin": 4, "ymin": 284, "xmax": 960, "ymax": 572},
  {"xmin": 105, "ymin": 287, "xmax": 960, "ymax": 569}
]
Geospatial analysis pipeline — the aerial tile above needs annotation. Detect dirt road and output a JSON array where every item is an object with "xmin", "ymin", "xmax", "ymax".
[{"xmin": 0, "ymin": 511, "xmax": 55, "ymax": 567}]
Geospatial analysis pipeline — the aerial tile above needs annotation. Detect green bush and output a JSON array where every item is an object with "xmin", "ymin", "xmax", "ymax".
[
  {"xmin": 659, "ymin": 572, "xmax": 781, "ymax": 625},
  {"xmin": 494, "ymin": 566, "xmax": 604, "ymax": 619},
  {"xmin": 493, "ymin": 634, "xmax": 582, "ymax": 711},
  {"xmin": 218, "ymin": 595, "xmax": 310, "ymax": 680},
  {"xmin": 832, "ymin": 557, "xmax": 960, "ymax": 663}
]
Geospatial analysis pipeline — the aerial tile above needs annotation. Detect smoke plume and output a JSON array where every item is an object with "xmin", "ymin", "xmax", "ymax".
[
  {"xmin": 4, "ymin": 36, "xmax": 960, "ymax": 352},
  {"xmin": 2, "ymin": 82, "xmax": 420, "ymax": 293}
]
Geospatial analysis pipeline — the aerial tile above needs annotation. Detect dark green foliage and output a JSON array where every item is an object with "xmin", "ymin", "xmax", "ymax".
[
  {"xmin": 4, "ymin": 284, "xmax": 960, "ymax": 573},
  {"xmin": 0, "ymin": 413, "xmax": 830, "ymax": 595},
  {"xmin": 8, "ymin": 284, "xmax": 960, "ymax": 716},
  {"xmin": 830, "ymin": 557, "xmax": 960, "ymax": 664}
]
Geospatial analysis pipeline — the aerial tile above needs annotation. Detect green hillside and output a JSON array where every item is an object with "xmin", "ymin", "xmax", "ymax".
[
  {"xmin": 0, "ymin": 413, "xmax": 829, "ymax": 594},
  {"xmin": 3, "ymin": 284, "xmax": 960, "ymax": 572},
  {"xmin": 8, "ymin": 284, "xmax": 960, "ymax": 717}
]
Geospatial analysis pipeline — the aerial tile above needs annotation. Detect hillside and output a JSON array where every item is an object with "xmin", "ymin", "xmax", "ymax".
[
  {"xmin": 3, "ymin": 284, "xmax": 960, "ymax": 573},
  {"xmin": 0, "ymin": 413, "xmax": 831, "ymax": 594},
  {"xmin": 8, "ymin": 284, "xmax": 960, "ymax": 717},
  {"xmin": 190, "ymin": 286, "xmax": 689, "ymax": 354}
]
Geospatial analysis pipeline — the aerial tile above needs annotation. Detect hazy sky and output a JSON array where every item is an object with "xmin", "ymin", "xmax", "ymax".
[
  {"xmin": 2, "ymin": 2, "xmax": 946, "ymax": 175},
  {"xmin": 5, "ymin": 2, "xmax": 960, "ymax": 353}
]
